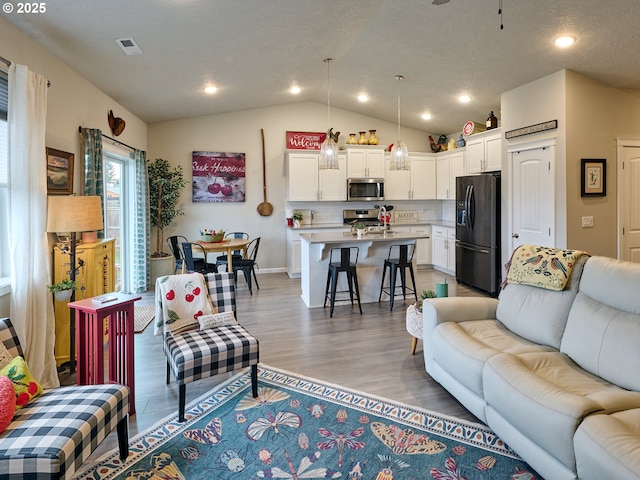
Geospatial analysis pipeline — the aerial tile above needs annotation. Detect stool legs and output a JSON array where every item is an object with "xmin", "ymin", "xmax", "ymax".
[{"xmin": 324, "ymin": 261, "xmax": 362, "ymax": 317}]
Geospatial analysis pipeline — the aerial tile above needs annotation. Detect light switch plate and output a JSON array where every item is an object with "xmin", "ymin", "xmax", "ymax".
[{"xmin": 581, "ymin": 216, "xmax": 594, "ymax": 228}]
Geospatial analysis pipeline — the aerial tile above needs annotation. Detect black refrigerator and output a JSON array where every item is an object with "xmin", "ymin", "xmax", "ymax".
[{"xmin": 455, "ymin": 173, "xmax": 501, "ymax": 296}]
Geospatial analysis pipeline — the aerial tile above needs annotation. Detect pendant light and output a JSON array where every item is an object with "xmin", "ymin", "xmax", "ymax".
[
  {"xmin": 390, "ymin": 75, "xmax": 409, "ymax": 171},
  {"xmin": 319, "ymin": 58, "xmax": 340, "ymax": 170}
]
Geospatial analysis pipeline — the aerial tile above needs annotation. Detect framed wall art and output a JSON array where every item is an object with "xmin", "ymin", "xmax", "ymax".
[
  {"xmin": 581, "ymin": 158, "xmax": 606, "ymax": 197},
  {"xmin": 192, "ymin": 151, "xmax": 246, "ymax": 203},
  {"xmin": 46, "ymin": 148, "xmax": 74, "ymax": 195}
]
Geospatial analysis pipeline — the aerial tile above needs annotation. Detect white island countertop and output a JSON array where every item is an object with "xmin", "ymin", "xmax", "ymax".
[
  {"xmin": 299, "ymin": 230, "xmax": 429, "ymax": 309},
  {"xmin": 299, "ymin": 230, "xmax": 430, "ymax": 243}
]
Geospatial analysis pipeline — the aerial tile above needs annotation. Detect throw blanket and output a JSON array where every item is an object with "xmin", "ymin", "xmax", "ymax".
[
  {"xmin": 154, "ymin": 273, "xmax": 216, "ymax": 336},
  {"xmin": 504, "ymin": 244, "xmax": 589, "ymax": 291}
]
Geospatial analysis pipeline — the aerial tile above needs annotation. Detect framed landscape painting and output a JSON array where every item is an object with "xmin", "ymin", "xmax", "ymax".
[{"xmin": 46, "ymin": 148, "xmax": 74, "ymax": 195}]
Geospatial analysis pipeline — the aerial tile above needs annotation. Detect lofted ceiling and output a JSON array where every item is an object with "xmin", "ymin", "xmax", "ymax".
[{"xmin": 3, "ymin": 0, "xmax": 640, "ymax": 134}]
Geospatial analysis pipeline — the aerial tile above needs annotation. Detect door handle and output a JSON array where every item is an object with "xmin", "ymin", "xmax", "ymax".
[{"xmin": 512, "ymin": 233, "xmax": 519, "ymax": 238}]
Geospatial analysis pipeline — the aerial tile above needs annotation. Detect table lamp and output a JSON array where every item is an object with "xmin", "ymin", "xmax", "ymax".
[{"xmin": 46, "ymin": 195, "xmax": 103, "ymax": 373}]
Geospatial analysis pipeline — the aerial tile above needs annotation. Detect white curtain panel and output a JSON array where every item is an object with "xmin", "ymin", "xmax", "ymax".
[{"xmin": 8, "ymin": 64, "xmax": 59, "ymax": 388}]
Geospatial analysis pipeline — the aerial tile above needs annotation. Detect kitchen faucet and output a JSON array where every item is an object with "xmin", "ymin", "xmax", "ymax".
[{"xmin": 378, "ymin": 205, "xmax": 387, "ymax": 232}]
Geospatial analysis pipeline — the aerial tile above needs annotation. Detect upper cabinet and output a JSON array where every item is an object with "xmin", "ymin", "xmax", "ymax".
[
  {"xmin": 385, "ymin": 153, "xmax": 436, "ymax": 200},
  {"xmin": 287, "ymin": 151, "xmax": 347, "ymax": 201},
  {"xmin": 465, "ymin": 129, "xmax": 502, "ymax": 174},
  {"xmin": 436, "ymin": 149, "xmax": 465, "ymax": 200},
  {"xmin": 346, "ymin": 148, "xmax": 385, "ymax": 178}
]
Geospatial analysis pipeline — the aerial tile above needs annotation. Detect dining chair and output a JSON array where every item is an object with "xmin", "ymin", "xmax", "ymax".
[
  {"xmin": 215, "ymin": 232, "xmax": 249, "ymax": 271},
  {"xmin": 167, "ymin": 235, "xmax": 188, "ymax": 274},
  {"xmin": 219, "ymin": 237, "xmax": 260, "ymax": 294},
  {"xmin": 181, "ymin": 242, "xmax": 218, "ymax": 274}
]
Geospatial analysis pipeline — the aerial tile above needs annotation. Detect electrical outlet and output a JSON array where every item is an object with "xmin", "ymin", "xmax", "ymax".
[{"xmin": 581, "ymin": 216, "xmax": 594, "ymax": 228}]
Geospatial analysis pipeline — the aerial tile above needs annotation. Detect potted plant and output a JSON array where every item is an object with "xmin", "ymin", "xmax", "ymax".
[
  {"xmin": 355, "ymin": 222, "xmax": 367, "ymax": 239},
  {"xmin": 148, "ymin": 158, "xmax": 187, "ymax": 280},
  {"xmin": 48, "ymin": 279, "xmax": 77, "ymax": 302},
  {"xmin": 415, "ymin": 289, "xmax": 436, "ymax": 312},
  {"xmin": 292, "ymin": 211, "xmax": 304, "ymax": 228}
]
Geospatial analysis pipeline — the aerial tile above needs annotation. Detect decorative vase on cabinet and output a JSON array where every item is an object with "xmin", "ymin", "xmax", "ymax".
[
  {"xmin": 368, "ymin": 130, "xmax": 379, "ymax": 145},
  {"xmin": 346, "ymin": 133, "xmax": 357, "ymax": 145},
  {"xmin": 357, "ymin": 132, "xmax": 368, "ymax": 145}
]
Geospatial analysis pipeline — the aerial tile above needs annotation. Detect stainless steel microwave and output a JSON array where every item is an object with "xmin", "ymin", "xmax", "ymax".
[{"xmin": 347, "ymin": 178, "xmax": 385, "ymax": 201}]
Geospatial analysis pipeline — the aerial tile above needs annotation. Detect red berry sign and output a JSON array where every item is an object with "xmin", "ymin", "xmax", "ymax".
[{"xmin": 192, "ymin": 151, "xmax": 246, "ymax": 203}]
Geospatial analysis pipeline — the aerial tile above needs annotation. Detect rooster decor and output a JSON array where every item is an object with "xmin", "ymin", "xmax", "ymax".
[{"xmin": 108, "ymin": 110, "xmax": 126, "ymax": 136}]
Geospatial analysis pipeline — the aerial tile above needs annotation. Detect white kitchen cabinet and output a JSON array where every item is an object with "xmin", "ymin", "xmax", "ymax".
[
  {"xmin": 436, "ymin": 150, "xmax": 465, "ymax": 200},
  {"xmin": 346, "ymin": 148, "xmax": 385, "ymax": 178},
  {"xmin": 465, "ymin": 129, "xmax": 501, "ymax": 174},
  {"xmin": 411, "ymin": 155, "xmax": 437, "ymax": 200},
  {"xmin": 385, "ymin": 153, "xmax": 436, "ymax": 200},
  {"xmin": 287, "ymin": 151, "xmax": 346, "ymax": 201},
  {"xmin": 431, "ymin": 225, "xmax": 455, "ymax": 274},
  {"xmin": 412, "ymin": 225, "xmax": 432, "ymax": 265}
]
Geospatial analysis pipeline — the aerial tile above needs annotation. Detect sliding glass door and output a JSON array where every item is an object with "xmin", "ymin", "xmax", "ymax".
[{"xmin": 104, "ymin": 152, "xmax": 130, "ymax": 292}]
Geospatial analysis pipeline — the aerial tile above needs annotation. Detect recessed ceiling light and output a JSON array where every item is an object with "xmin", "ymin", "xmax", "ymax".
[
  {"xmin": 554, "ymin": 35, "xmax": 576, "ymax": 48},
  {"xmin": 458, "ymin": 95, "xmax": 471, "ymax": 103},
  {"xmin": 204, "ymin": 85, "xmax": 218, "ymax": 94},
  {"xmin": 358, "ymin": 93, "xmax": 368, "ymax": 103},
  {"xmin": 289, "ymin": 86, "xmax": 301, "ymax": 95},
  {"xmin": 421, "ymin": 113, "xmax": 432, "ymax": 121}
]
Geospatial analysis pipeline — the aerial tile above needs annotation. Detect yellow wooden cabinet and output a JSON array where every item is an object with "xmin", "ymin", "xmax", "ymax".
[{"xmin": 52, "ymin": 238, "xmax": 115, "ymax": 366}]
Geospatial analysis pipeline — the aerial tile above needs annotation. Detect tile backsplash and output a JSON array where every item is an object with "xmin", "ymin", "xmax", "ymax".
[{"xmin": 287, "ymin": 200, "xmax": 455, "ymax": 224}]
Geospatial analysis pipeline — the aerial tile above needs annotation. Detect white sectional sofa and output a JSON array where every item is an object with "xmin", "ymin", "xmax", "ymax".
[{"xmin": 422, "ymin": 254, "xmax": 640, "ymax": 480}]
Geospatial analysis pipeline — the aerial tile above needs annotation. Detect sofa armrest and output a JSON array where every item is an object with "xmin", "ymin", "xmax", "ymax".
[{"xmin": 422, "ymin": 297, "xmax": 498, "ymax": 338}]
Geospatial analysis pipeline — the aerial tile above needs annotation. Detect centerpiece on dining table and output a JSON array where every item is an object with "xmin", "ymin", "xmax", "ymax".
[{"xmin": 200, "ymin": 228, "xmax": 225, "ymax": 243}]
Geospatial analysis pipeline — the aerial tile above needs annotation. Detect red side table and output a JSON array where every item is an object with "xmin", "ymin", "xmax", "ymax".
[{"xmin": 68, "ymin": 293, "xmax": 141, "ymax": 415}]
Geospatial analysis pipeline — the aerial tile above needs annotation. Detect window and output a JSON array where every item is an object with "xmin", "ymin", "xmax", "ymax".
[{"xmin": 0, "ymin": 70, "xmax": 9, "ymax": 286}]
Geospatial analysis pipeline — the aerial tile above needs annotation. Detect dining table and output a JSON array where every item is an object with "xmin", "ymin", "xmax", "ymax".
[{"xmin": 195, "ymin": 237, "xmax": 250, "ymax": 272}]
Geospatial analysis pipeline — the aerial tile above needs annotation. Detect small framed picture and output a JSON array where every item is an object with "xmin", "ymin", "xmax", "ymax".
[
  {"xmin": 46, "ymin": 148, "xmax": 74, "ymax": 195},
  {"xmin": 581, "ymin": 159, "xmax": 606, "ymax": 197}
]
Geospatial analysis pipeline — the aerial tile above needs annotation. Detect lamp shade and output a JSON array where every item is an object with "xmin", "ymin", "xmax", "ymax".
[{"xmin": 46, "ymin": 195, "xmax": 104, "ymax": 233}]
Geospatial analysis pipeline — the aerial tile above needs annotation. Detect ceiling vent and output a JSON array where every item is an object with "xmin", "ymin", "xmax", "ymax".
[{"xmin": 116, "ymin": 37, "xmax": 142, "ymax": 55}]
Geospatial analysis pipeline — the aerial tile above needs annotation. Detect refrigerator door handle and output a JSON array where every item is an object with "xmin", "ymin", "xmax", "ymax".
[
  {"xmin": 468, "ymin": 184, "xmax": 475, "ymax": 230},
  {"xmin": 456, "ymin": 241, "xmax": 490, "ymax": 254},
  {"xmin": 464, "ymin": 185, "xmax": 471, "ymax": 228}
]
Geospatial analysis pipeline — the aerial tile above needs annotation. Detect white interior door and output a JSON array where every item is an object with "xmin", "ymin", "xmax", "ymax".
[
  {"xmin": 619, "ymin": 143, "xmax": 640, "ymax": 262},
  {"xmin": 509, "ymin": 146, "xmax": 555, "ymax": 252}
]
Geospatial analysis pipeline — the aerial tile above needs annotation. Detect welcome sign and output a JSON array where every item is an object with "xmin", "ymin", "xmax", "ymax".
[{"xmin": 286, "ymin": 131, "xmax": 327, "ymax": 150}]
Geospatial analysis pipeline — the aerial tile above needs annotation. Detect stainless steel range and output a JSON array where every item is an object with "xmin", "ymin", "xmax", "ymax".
[
  {"xmin": 343, "ymin": 207, "xmax": 394, "ymax": 234},
  {"xmin": 343, "ymin": 208, "xmax": 380, "ymax": 226}
]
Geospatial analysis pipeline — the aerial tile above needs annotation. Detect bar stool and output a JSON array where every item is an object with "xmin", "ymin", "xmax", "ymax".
[
  {"xmin": 378, "ymin": 243, "xmax": 418, "ymax": 311},
  {"xmin": 324, "ymin": 247, "xmax": 362, "ymax": 317}
]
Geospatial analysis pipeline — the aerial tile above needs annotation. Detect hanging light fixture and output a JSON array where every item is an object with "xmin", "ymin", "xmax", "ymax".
[
  {"xmin": 390, "ymin": 75, "xmax": 409, "ymax": 171},
  {"xmin": 319, "ymin": 58, "xmax": 340, "ymax": 170}
]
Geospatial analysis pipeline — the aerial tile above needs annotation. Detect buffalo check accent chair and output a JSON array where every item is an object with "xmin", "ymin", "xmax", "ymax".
[
  {"xmin": 164, "ymin": 272, "xmax": 259, "ymax": 422},
  {"xmin": 0, "ymin": 318, "xmax": 129, "ymax": 480}
]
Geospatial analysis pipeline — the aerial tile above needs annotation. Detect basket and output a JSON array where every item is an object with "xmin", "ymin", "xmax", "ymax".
[{"xmin": 201, "ymin": 233, "xmax": 224, "ymax": 243}]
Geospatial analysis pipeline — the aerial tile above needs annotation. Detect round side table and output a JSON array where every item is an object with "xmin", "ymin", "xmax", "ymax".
[{"xmin": 405, "ymin": 303, "xmax": 423, "ymax": 355}]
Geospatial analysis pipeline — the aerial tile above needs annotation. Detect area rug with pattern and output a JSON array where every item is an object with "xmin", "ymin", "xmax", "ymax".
[
  {"xmin": 74, "ymin": 365, "xmax": 538, "ymax": 479},
  {"xmin": 134, "ymin": 305, "xmax": 155, "ymax": 333}
]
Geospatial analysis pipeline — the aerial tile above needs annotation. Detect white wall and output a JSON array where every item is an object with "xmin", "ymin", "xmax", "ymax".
[
  {"xmin": 147, "ymin": 102, "xmax": 432, "ymax": 271},
  {"xmin": 0, "ymin": 17, "xmax": 148, "ymax": 316},
  {"xmin": 500, "ymin": 70, "xmax": 567, "ymax": 267},
  {"xmin": 0, "ymin": 17, "xmax": 148, "ymax": 193}
]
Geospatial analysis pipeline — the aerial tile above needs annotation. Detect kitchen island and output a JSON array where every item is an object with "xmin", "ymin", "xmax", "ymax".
[{"xmin": 299, "ymin": 230, "xmax": 430, "ymax": 308}]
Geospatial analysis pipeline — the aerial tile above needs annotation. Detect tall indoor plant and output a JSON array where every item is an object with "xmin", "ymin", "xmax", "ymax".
[{"xmin": 148, "ymin": 158, "xmax": 187, "ymax": 258}]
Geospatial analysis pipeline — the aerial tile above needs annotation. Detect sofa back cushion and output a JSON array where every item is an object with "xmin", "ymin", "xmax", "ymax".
[
  {"xmin": 496, "ymin": 254, "xmax": 587, "ymax": 348},
  {"xmin": 561, "ymin": 256, "xmax": 640, "ymax": 391}
]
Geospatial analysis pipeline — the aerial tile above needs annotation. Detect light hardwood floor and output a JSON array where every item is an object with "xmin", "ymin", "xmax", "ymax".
[{"xmin": 67, "ymin": 267, "xmax": 488, "ymax": 461}]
